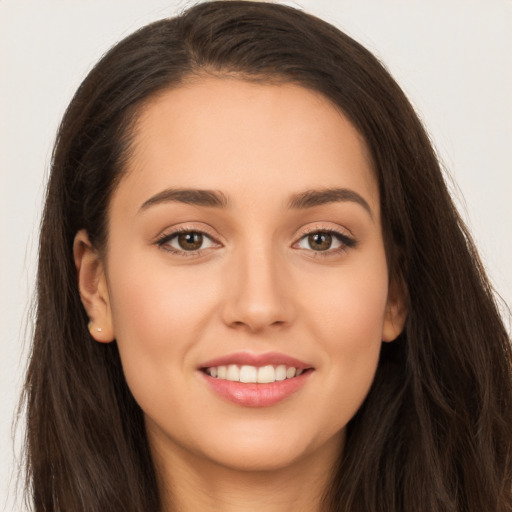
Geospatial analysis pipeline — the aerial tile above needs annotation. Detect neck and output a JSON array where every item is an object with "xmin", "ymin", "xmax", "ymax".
[{"xmin": 150, "ymin": 432, "xmax": 342, "ymax": 512}]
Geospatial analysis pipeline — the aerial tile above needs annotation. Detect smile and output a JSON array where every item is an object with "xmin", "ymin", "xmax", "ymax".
[
  {"xmin": 199, "ymin": 352, "xmax": 314, "ymax": 407},
  {"xmin": 204, "ymin": 364, "xmax": 304, "ymax": 383}
]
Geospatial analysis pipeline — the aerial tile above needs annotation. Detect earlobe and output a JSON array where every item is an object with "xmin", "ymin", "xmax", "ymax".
[
  {"xmin": 382, "ymin": 278, "xmax": 408, "ymax": 343},
  {"xmin": 73, "ymin": 229, "xmax": 115, "ymax": 343}
]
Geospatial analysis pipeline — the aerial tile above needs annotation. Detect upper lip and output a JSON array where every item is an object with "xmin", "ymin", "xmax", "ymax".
[{"xmin": 200, "ymin": 351, "xmax": 313, "ymax": 370}]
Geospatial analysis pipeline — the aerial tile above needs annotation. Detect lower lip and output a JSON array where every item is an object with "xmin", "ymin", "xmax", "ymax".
[{"xmin": 200, "ymin": 370, "xmax": 312, "ymax": 407}]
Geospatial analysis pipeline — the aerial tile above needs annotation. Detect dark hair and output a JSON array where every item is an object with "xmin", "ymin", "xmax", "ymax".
[{"xmin": 23, "ymin": 1, "xmax": 512, "ymax": 511}]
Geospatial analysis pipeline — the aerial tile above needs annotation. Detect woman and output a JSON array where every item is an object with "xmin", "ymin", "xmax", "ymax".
[{"xmin": 22, "ymin": 1, "xmax": 512, "ymax": 511}]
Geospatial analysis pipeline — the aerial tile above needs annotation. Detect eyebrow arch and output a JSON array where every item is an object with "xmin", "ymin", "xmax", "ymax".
[
  {"xmin": 139, "ymin": 188, "xmax": 229, "ymax": 211},
  {"xmin": 288, "ymin": 187, "xmax": 373, "ymax": 218},
  {"xmin": 139, "ymin": 186, "xmax": 372, "ymax": 218}
]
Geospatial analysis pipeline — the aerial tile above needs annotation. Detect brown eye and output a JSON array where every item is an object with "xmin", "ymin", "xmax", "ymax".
[
  {"xmin": 307, "ymin": 232, "xmax": 333, "ymax": 251},
  {"xmin": 158, "ymin": 230, "xmax": 217, "ymax": 253},
  {"xmin": 177, "ymin": 232, "xmax": 204, "ymax": 251},
  {"xmin": 295, "ymin": 229, "xmax": 355, "ymax": 254}
]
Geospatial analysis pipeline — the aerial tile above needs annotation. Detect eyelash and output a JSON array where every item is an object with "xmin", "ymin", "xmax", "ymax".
[
  {"xmin": 156, "ymin": 227, "xmax": 220, "ymax": 256},
  {"xmin": 293, "ymin": 227, "xmax": 357, "ymax": 258},
  {"xmin": 155, "ymin": 227, "xmax": 357, "ymax": 257}
]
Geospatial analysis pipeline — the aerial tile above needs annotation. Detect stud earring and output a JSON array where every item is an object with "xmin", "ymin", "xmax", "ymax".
[{"xmin": 88, "ymin": 321, "xmax": 102, "ymax": 333}]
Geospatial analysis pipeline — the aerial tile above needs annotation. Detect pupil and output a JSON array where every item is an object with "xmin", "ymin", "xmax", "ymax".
[
  {"xmin": 178, "ymin": 232, "xmax": 203, "ymax": 250},
  {"xmin": 309, "ymin": 232, "xmax": 332, "ymax": 251}
]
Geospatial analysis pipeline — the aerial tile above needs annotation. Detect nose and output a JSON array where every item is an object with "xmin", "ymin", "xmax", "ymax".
[{"xmin": 221, "ymin": 244, "xmax": 295, "ymax": 333}]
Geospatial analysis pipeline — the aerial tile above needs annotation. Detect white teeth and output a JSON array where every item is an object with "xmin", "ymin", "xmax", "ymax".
[
  {"xmin": 206, "ymin": 364, "xmax": 305, "ymax": 383},
  {"xmin": 239, "ymin": 365, "xmax": 258, "ymax": 383},
  {"xmin": 226, "ymin": 364, "xmax": 240, "ymax": 381},
  {"xmin": 275, "ymin": 365, "xmax": 287, "ymax": 381},
  {"xmin": 257, "ymin": 365, "xmax": 275, "ymax": 383}
]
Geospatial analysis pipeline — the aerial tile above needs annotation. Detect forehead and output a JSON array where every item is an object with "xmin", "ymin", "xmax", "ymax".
[{"xmin": 117, "ymin": 77, "xmax": 378, "ymax": 216}]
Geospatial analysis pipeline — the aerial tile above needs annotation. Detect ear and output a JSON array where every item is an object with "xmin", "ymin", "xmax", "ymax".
[
  {"xmin": 382, "ymin": 276, "xmax": 407, "ymax": 342},
  {"xmin": 73, "ymin": 229, "xmax": 115, "ymax": 343}
]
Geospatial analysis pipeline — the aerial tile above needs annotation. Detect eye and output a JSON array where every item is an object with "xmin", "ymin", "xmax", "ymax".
[
  {"xmin": 295, "ymin": 230, "xmax": 356, "ymax": 252},
  {"xmin": 157, "ymin": 230, "xmax": 217, "ymax": 253}
]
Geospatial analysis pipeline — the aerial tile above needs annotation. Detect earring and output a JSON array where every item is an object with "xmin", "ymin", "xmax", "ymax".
[{"xmin": 88, "ymin": 322, "xmax": 102, "ymax": 333}]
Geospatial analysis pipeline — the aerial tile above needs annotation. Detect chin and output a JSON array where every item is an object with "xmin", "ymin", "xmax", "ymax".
[{"xmin": 192, "ymin": 423, "xmax": 344, "ymax": 474}]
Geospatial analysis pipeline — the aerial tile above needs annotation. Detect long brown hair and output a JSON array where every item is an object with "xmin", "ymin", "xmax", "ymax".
[{"xmin": 22, "ymin": 2, "xmax": 512, "ymax": 511}]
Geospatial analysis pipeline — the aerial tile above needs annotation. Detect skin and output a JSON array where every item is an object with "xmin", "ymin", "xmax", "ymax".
[{"xmin": 74, "ymin": 78, "xmax": 406, "ymax": 512}]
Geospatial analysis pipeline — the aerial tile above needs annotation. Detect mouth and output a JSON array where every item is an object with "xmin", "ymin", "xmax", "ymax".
[
  {"xmin": 199, "ymin": 352, "xmax": 314, "ymax": 407},
  {"xmin": 201, "ymin": 364, "xmax": 309, "ymax": 383}
]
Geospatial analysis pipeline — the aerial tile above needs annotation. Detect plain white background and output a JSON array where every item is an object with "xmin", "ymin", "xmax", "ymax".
[{"xmin": 1, "ymin": 1, "xmax": 511, "ymax": 509}]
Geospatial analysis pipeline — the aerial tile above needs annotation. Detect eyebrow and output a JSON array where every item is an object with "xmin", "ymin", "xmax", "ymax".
[
  {"xmin": 139, "ymin": 188, "xmax": 229, "ymax": 211},
  {"xmin": 139, "ymin": 186, "xmax": 372, "ymax": 218},
  {"xmin": 288, "ymin": 187, "xmax": 373, "ymax": 218}
]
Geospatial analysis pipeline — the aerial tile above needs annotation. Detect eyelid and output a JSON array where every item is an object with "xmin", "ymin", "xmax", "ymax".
[
  {"xmin": 293, "ymin": 223, "xmax": 355, "ymax": 242},
  {"xmin": 154, "ymin": 222, "xmax": 356, "ymax": 257},
  {"xmin": 292, "ymin": 224, "xmax": 358, "ymax": 254},
  {"xmin": 155, "ymin": 225, "xmax": 222, "ymax": 255}
]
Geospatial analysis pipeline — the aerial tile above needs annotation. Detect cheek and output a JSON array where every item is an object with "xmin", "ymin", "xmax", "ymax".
[
  {"xmin": 302, "ymin": 258, "xmax": 389, "ymax": 349},
  {"xmin": 105, "ymin": 255, "xmax": 220, "ymax": 398},
  {"xmin": 109, "ymin": 254, "xmax": 217, "ymax": 340},
  {"xmin": 297, "ymin": 257, "xmax": 389, "ymax": 422}
]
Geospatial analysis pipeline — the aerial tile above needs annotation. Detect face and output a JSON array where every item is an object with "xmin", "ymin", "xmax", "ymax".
[{"xmin": 76, "ymin": 77, "xmax": 405, "ymax": 474}]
